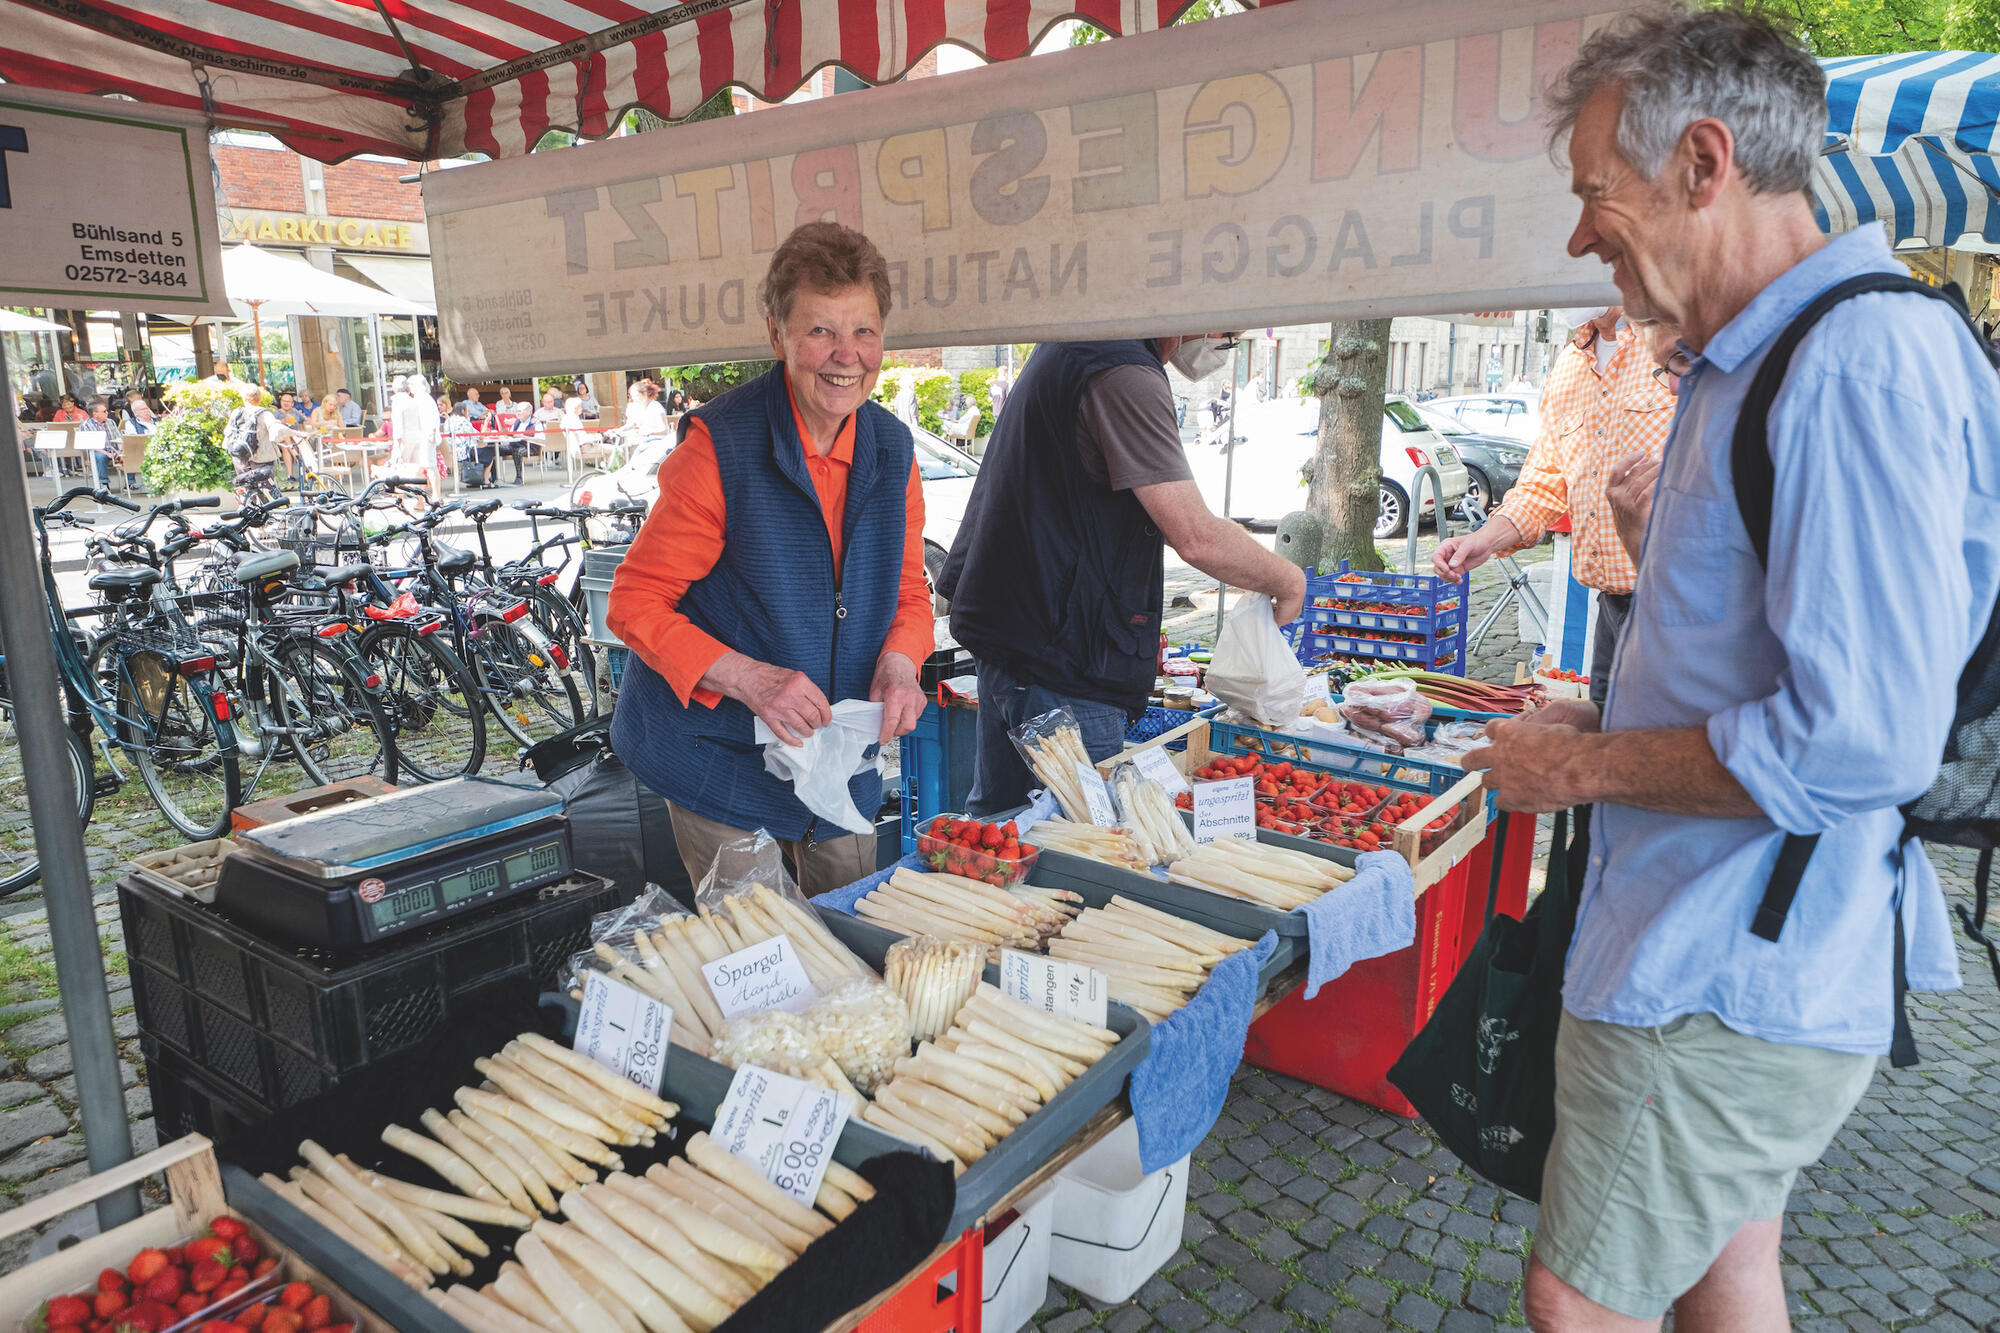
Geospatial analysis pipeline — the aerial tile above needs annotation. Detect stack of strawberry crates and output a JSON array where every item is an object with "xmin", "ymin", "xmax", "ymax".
[{"xmin": 1289, "ymin": 560, "xmax": 1470, "ymax": 675}]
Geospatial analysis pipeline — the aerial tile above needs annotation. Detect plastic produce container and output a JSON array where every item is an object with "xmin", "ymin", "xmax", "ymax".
[
  {"xmin": 979, "ymin": 1186, "xmax": 1057, "ymax": 1333},
  {"xmin": 916, "ymin": 814, "xmax": 1040, "ymax": 887},
  {"xmin": 1044, "ymin": 1119, "xmax": 1189, "ymax": 1304}
]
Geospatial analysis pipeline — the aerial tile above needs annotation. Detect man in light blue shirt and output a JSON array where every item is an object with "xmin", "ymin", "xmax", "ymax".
[{"xmin": 1465, "ymin": 9, "xmax": 2000, "ymax": 1331}]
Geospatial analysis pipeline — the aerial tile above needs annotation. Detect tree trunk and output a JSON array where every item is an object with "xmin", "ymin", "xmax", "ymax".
[{"xmin": 1308, "ymin": 317, "xmax": 1391, "ymax": 573}]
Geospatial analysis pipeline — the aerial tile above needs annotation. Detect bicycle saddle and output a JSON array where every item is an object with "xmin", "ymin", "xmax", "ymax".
[
  {"xmin": 433, "ymin": 542, "xmax": 478, "ymax": 574},
  {"xmin": 232, "ymin": 549, "xmax": 301, "ymax": 582}
]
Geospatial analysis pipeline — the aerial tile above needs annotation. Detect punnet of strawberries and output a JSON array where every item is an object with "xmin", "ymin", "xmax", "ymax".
[
  {"xmin": 919, "ymin": 816, "xmax": 1039, "ymax": 887},
  {"xmin": 28, "ymin": 1215, "xmax": 350, "ymax": 1333}
]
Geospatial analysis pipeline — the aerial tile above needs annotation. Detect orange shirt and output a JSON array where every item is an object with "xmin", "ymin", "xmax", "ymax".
[{"xmin": 605, "ymin": 382, "xmax": 934, "ymax": 709}]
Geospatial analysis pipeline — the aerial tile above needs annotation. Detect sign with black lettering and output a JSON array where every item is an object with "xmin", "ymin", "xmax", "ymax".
[
  {"xmin": 0, "ymin": 88, "xmax": 231, "ymax": 317},
  {"xmin": 422, "ymin": 0, "xmax": 1622, "ymax": 377}
]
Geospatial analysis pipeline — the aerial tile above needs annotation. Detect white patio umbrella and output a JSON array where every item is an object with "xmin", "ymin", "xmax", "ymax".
[
  {"xmin": 0, "ymin": 309, "xmax": 70, "ymax": 334},
  {"xmin": 221, "ymin": 243, "xmax": 434, "ymax": 385}
]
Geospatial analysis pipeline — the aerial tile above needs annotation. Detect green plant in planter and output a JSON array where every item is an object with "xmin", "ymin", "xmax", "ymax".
[
  {"xmin": 141, "ymin": 407, "xmax": 234, "ymax": 496},
  {"xmin": 871, "ymin": 367, "xmax": 956, "ymax": 435},
  {"xmin": 958, "ymin": 368, "xmax": 997, "ymax": 435}
]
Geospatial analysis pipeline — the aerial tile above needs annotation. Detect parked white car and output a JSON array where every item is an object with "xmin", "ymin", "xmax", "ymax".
[
  {"xmin": 1188, "ymin": 394, "xmax": 1468, "ymax": 538},
  {"xmin": 569, "ymin": 422, "xmax": 980, "ymax": 596},
  {"xmin": 1424, "ymin": 392, "xmax": 1542, "ymax": 443}
]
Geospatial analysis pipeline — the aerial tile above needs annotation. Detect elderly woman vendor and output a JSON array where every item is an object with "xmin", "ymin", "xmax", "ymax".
[{"xmin": 606, "ymin": 221, "xmax": 933, "ymax": 890}]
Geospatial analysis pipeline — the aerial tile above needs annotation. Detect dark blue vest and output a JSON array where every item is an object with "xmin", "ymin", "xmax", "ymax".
[
  {"xmin": 939, "ymin": 340, "xmax": 1168, "ymax": 714},
  {"xmin": 611, "ymin": 366, "xmax": 912, "ymax": 840}
]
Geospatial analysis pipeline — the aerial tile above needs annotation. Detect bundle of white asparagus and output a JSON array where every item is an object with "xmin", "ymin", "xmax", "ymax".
[
  {"xmin": 1027, "ymin": 818, "xmax": 1149, "ymax": 871},
  {"xmin": 1016, "ymin": 720, "xmax": 1101, "ymax": 821},
  {"xmin": 421, "ymin": 1133, "xmax": 879, "ymax": 1333},
  {"xmin": 1108, "ymin": 765, "xmax": 1196, "ymax": 867},
  {"xmin": 853, "ymin": 867, "xmax": 1080, "ymax": 957},
  {"xmin": 883, "ymin": 937, "xmax": 985, "ymax": 1043},
  {"xmin": 710, "ymin": 1009, "xmax": 865, "ymax": 1104},
  {"xmin": 255, "ymin": 1032, "xmax": 677, "ymax": 1289},
  {"xmin": 1050, "ymin": 896, "xmax": 1253, "ymax": 1022},
  {"xmin": 1167, "ymin": 835, "xmax": 1354, "ymax": 910},
  {"xmin": 862, "ymin": 984, "xmax": 1120, "ymax": 1174},
  {"xmin": 576, "ymin": 884, "xmax": 875, "ymax": 1056}
]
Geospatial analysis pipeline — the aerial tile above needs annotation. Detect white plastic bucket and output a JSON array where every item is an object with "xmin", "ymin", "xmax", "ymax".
[
  {"xmin": 1046, "ymin": 1119, "xmax": 1189, "ymax": 1304},
  {"xmin": 979, "ymin": 1182, "xmax": 1056, "ymax": 1333}
]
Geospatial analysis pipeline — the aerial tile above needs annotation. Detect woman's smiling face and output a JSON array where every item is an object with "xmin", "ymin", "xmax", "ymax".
[{"xmin": 768, "ymin": 283, "xmax": 884, "ymax": 439}]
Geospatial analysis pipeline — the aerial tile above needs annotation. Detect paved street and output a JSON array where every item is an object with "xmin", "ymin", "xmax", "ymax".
[{"xmin": 2, "ymin": 530, "xmax": 1995, "ymax": 1332}]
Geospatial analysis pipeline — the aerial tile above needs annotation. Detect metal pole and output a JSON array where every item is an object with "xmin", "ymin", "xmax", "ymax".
[
  {"xmin": 1212, "ymin": 341, "xmax": 1244, "ymax": 640},
  {"xmin": 0, "ymin": 340, "xmax": 139, "ymax": 1230},
  {"xmin": 367, "ymin": 315, "xmax": 387, "ymax": 424}
]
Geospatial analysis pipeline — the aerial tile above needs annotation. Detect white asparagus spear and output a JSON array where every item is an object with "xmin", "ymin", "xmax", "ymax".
[
  {"xmin": 685, "ymin": 1133, "xmax": 832, "ymax": 1238},
  {"xmin": 301, "ymin": 1138, "xmax": 454, "ymax": 1275},
  {"xmin": 420, "ymin": 1108, "xmax": 540, "ymax": 1215},
  {"xmin": 539, "ymin": 1216, "xmax": 693, "ymax": 1333},
  {"xmin": 360, "ymin": 1166, "xmax": 535, "ymax": 1228},
  {"xmin": 627, "ymin": 1167, "xmax": 798, "ymax": 1261},
  {"xmin": 659, "ymin": 1159, "xmax": 819, "ymax": 1256},
  {"xmin": 517, "ymin": 1230, "xmax": 624, "ymax": 1333},
  {"xmin": 496, "ymin": 1260, "xmax": 569, "ymax": 1328}
]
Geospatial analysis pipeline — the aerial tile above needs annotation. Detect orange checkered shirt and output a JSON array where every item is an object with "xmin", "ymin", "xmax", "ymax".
[{"xmin": 1491, "ymin": 328, "xmax": 1676, "ymax": 595}]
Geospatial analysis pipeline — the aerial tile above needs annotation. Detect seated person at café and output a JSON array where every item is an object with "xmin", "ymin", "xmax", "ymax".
[
  {"xmin": 79, "ymin": 397, "xmax": 126, "ymax": 489},
  {"xmin": 334, "ymin": 387, "xmax": 363, "ymax": 428}
]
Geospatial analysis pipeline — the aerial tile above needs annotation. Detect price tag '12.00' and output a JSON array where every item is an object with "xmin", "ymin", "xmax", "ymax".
[
  {"xmin": 574, "ymin": 972, "xmax": 672, "ymax": 1095},
  {"xmin": 1191, "ymin": 775, "xmax": 1258, "ymax": 843},
  {"xmin": 999, "ymin": 948, "xmax": 1109, "ymax": 1029},
  {"xmin": 712, "ymin": 1063, "xmax": 851, "ymax": 1206},
  {"xmin": 1075, "ymin": 760, "xmax": 1120, "ymax": 827}
]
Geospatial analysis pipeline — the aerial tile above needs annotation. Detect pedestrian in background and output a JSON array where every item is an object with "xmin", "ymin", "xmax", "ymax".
[{"xmin": 1465, "ymin": 8, "xmax": 2000, "ymax": 1329}]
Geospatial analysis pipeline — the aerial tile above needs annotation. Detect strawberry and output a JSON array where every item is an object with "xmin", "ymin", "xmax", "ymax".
[
  {"xmin": 113, "ymin": 1302, "xmax": 171, "ymax": 1333},
  {"xmin": 232, "ymin": 1303, "xmax": 268, "ymax": 1331},
  {"xmin": 176, "ymin": 1295, "xmax": 207, "ymax": 1318},
  {"xmin": 93, "ymin": 1291, "xmax": 129, "ymax": 1318},
  {"xmin": 260, "ymin": 1311, "xmax": 302, "ymax": 1333},
  {"xmin": 198, "ymin": 1323, "xmax": 247, "ymax": 1333},
  {"xmin": 232, "ymin": 1235, "xmax": 261, "ymax": 1265},
  {"xmin": 186, "ymin": 1237, "xmax": 231, "ymax": 1266},
  {"xmin": 165, "ymin": 1247, "xmax": 185, "ymax": 1266},
  {"xmin": 126, "ymin": 1250, "xmax": 169, "ymax": 1286},
  {"xmin": 322, "ymin": 1326, "xmax": 353, "ymax": 1333},
  {"xmin": 300, "ymin": 1295, "xmax": 331, "ymax": 1331},
  {"xmin": 97, "ymin": 1270, "xmax": 127, "ymax": 1294},
  {"xmin": 141, "ymin": 1267, "xmax": 183, "ymax": 1302},
  {"xmin": 46, "ymin": 1325, "xmax": 83, "ymax": 1333},
  {"xmin": 213, "ymin": 1279, "xmax": 246, "ymax": 1303},
  {"xmin": 227, "ymin": 1266, "xmax": 249, "ymax": 1284},
  {"xmin": 44, "ymin": 1296, "xmax": 93, "ymax": 1327},
  {"xmin": 208, "ymin": 1217, "xmax": 248, "ymax": 1243},
  {"xmin": 277, "ymin": 1283, "xmax": 313, "ymax": 1311},
  {"xmin": 190, "ymin": 1257, "xmax": 227, "ymax": 1294},
  {"xmin": 251, "ymin": 1258, "xmax": 278, "ymax": 1278}
]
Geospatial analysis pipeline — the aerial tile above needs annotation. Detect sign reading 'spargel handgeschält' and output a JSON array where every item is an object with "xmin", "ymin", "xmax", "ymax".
[
  {"xmin": 0, "ymin": 87, "xmax": 231, "ymax": 318},
  {"xmin": 424, "ymin": 0, "xmax": 1627, "ymax": 378}
]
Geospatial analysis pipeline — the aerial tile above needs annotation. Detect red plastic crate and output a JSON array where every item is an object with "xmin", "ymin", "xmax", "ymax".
[
  {"xmin": 1241, "ymin": 845, "xmax": 1476, "ymax": 1117},
  {"xmin": 858, "ymin": 1226, "xmax": 985, "ymax": 1333}
]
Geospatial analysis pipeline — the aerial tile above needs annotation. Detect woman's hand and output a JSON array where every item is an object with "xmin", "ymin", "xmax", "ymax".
[
  {"xmin": 870, "ymin": 652, "xmax": 927, "ymax": 745},
  {"xmin": 707, "ymin": 653, "xmax": 832, "ymax": 745}
]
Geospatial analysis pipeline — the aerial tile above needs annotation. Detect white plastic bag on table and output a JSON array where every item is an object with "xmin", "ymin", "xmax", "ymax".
[
  {"xmin": 692, "ymin": 830, "xmax": 880, "ymax": 994},
  {"xmin": 1205, "ymin": 594, "xmax": 1309, "ymax": 726},
  {"xmin": 753, "ymin": 698, "xmax": 885, "ymax": 835}
]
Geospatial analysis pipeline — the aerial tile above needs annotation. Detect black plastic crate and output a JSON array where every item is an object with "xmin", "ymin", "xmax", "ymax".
[
  {"xmin": 118, "ymin": 870, "xmax": 624, "ymax": 1113},
  {"xmin": 919, "ymin": 646, "xmax": 976, "ymax": 691}
]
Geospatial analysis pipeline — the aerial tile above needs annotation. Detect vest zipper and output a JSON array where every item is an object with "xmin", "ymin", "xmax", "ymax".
[{"xmin": 805, "ymin": 589, "xmax": 848, "ymax": 855}]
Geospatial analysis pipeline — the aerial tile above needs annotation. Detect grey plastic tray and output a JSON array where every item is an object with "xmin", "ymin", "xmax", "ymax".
[{"xmin": 812, "ymin": 908, "xmax": 1150, "ymax": 1234}]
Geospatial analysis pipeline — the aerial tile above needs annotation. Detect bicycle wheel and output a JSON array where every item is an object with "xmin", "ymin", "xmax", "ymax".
[
  {"xmin": 471, "ymin": 616, "xmax": 584, "ymax": 747},
  {"xmin": 357, "ymin": 622, "xmax": 487, "ymax": 781},
  {"xmin": 110, "ymin": 652, "xmax": 241, "ymax": 840},
  {"xmin": 0, "ymin": 700, "xmax": 94, "ymax": 897},
  {"xmin": 271, "ymin": 637, "xmax": 399, "ymax": 786},
  {"xmin": 528, "ymin": 585, "xmax": 601, "ymax": 719}
]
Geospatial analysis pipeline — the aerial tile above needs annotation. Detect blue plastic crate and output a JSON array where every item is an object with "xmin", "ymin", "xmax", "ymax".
[
  {"xmin": 605, "ymin": 645, "xmax": 628, "ymax": 691},
  {"xmin": 1124, "ymin": 703, "xmax": 1219, "ymax": 749},
  {"xmin": 1291, "ymin": 560, "xmax": 1470, "ymax": 675},
  {"xmin": 1205, "ymin": 717, "xmax": 1495, "ymax": 820}
]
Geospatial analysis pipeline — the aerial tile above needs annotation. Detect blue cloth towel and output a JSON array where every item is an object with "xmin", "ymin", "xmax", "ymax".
[
  {"xmin": 1129, "ymin": 931, "xmax": 1278, "ymax": 1174},
  {"xmin": 813, "ymin": 852, "xmax": 922, "ymax": 915},
  {"xmin": 1293, "ymin": 850, "xmax": 1416, "ymax": 999}
]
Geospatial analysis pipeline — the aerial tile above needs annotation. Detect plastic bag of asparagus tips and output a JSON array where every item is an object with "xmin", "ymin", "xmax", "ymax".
[
  {"xmin": 691, "ymin": 831, "xmax": 913, "ymax": 1098},
  {"xmin": 1108, "ymin": 759, "xmax": 1196, "ymax": 868},
  {"xmin": 1009, "ymin": 707, "xmax": 1105, "ymax": 823}
]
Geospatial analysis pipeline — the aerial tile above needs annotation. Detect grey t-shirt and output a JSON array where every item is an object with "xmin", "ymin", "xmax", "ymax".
[{"xmin": 1076, "ymin": 363, "xmax": 1194, "ymax": 491}]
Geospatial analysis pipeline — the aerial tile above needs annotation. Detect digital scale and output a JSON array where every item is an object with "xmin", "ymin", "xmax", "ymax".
[{"xmin": 214, "ymin": 776, "xmax": 573, "ymax": 949}]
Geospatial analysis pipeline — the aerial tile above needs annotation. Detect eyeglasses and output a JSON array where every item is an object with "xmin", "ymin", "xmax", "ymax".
[{"xmin": 1652, "ymin": 350, "xmax": 1695, "ymax": 384}]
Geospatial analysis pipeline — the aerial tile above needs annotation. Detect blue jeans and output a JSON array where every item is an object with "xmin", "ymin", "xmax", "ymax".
[
  {"xmin": 966, "ymin": 660, "xmax": 1130, "ymax": 818},
  {"xmin": 89, "ymin": 451, "xmax": 111, "ymax": 488}
]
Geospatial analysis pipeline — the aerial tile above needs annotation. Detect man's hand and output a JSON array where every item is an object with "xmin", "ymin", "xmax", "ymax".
[
  {"xmin": 1518, "ymin": 698, "xmax": 1602, "ymax": 732},
  {"xmin": 1273, "ymin": 563, "xmax": 1306, "ymax": 628},
  {"xmin": 714, "ymin": 655, "xmax": 832, "ymax": 746},
  {"xmin": 870, "ymin": 651, "xmax": 927, "ymax": 745},
  {"xmin": 1606, "ymin": 451, "xmax": 1659, "ymax": 566},
  {"xmin": 1433, "ymin": 531, "xmax": 1493, "ymax": 579},
  {"xmin": 1461, "ymin": 718, "xmax": 1594, "ymax": 812}
]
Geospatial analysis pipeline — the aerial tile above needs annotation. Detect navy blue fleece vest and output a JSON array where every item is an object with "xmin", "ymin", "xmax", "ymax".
[
  {"xmin": 939, "ymin": 340, "xmax": 1167, "ymax": 714},
  {"xmin": 611, "ymin": 365, "xmax": 911, "ymax": 840}
]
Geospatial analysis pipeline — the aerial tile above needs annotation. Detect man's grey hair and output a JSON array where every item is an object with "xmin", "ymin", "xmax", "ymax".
[{"xmin": 1547, "ymin": 4, "xmax": 1827, "ymax": 195}]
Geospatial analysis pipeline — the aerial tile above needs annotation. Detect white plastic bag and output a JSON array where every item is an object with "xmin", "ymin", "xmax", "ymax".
[
  {"xmin": 754, "ymin": 699, "xmax": 885, "ymax": 834},
  {"xmin": 1205, "ymin": 594, "xmax": 1309, "ymax": 726}
]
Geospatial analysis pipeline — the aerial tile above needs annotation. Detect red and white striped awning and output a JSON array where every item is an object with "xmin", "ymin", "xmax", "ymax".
[{"xmin": 1, "ymin": 0, "xmax": 1268, "ymax": 162}]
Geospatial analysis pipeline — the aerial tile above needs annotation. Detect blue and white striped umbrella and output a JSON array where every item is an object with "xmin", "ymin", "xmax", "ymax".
[{"xmin": 1815, "ymin": 51, "xmax": 2000, "ymax": 250}]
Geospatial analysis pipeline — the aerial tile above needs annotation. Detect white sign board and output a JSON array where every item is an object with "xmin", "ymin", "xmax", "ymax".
[
  {"xmin": 422, "ymin": 0, "xmax": 1625, "ymax": 377},
  {"xmin": 1134, "ymin": 745, "xmax": 1190, "ymax": 796},
  {"xmin": 703, "ymin": 934, "xmax": 818, "ymax": 1021},
  {"xmin": 0, "ymin": 88, "xmax": 231, "ymax": 317},
  {"xmin": 1192, "ymin": 776, "xmax": 1258, "ymax": 843},
  {"xmin": 1075, "ymin": 760, "xmax": 1120, "ymax": 828},
  {"xmin": 1000, "ymin": 949, "xmax": 1109, "ymax": 1029},
  {"xmin": 712, "ymin": 1064, "xmax": 850, "ymax": 1206},
  {"xmin": 574, "ymin": 972, "xmax": 673, "ymax": 1095}
]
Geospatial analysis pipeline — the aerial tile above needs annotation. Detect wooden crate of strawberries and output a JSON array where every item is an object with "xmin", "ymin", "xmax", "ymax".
[{"xmin": 1, "ymin": 1135, "xmax": 377, "ymax": 1333}]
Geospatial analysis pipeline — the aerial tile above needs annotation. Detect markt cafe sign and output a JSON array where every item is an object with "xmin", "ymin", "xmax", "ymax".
[
  {"xmin": 426, "ymin": 0, "xmax": 1627, "ymax": 378},
  {"xmin": 222, "ymin": 211, "xmax": 427, "ymax": 252}
]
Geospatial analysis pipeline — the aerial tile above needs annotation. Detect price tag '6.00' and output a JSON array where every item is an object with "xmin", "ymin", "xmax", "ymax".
[
  {"xmin": 712, "ymin": 1063, "xmax": 851, "ymax": 1206},
  {"xmin": 574, "ymin": 972, "xmax": 672, "ymax": 1096}
]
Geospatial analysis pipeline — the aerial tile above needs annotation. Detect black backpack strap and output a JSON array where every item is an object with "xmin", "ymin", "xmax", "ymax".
[
  {"xmin": 1955, "ymin": 847, "xmax": 2000, "ymax": 989},
  {"xmin": 1749, "ymin": 831, "xmax": 1821, "ymax": 942}
]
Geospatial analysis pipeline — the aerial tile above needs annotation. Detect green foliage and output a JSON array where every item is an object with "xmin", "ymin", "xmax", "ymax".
[
  {"xmin": 1753, "ymin": 0, "xmax": 1998, "ymax": 54},
  {"xmin": 663, "ymin": 360, "xmax": 776, "ymax": 404},
  {"xmin": 958, "ymin": 368, "xmax": 998, "ymax": 435},
  {"xmin": 142, "ymin": 407, "xmax": 234, "ymax": 495},
  {"xmin": 872, "ymin": 367, "xmax": 955, "ymax": 435},
  {"xmin": 165, "ymin": 379, "xmax": 246, "ymax": 417},
  {"xmin": 1070, "ymin": 0, "xmax": 1237, "ymax": 43}
]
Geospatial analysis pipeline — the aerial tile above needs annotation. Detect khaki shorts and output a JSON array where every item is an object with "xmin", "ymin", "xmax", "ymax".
[{"xmin": 1536, "ymin": 1012, "xmax": 1875, "ymax": 1319}]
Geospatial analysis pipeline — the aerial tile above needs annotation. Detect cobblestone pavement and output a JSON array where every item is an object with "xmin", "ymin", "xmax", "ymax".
[{"xmin": 6, "ymin": 534, "xmax": 1996, "ymax": 1332}]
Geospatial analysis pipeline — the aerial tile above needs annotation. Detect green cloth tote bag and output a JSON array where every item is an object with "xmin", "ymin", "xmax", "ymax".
[{"xmin": 1388, "ymin": 805, "xmax": 1587, "ymax": 1201}]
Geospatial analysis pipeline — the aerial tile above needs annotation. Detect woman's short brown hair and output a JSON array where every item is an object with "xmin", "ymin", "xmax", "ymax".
[{"xmin": 758, "ymin": 221, "xmax": 893, "ymax": 326}]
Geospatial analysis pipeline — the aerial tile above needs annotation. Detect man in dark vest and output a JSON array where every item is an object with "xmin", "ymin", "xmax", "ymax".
[
  {"xmin": 606, "ymin": 222, "xmax": 934, "ymax": 891},
  {"xmin": 941, "ymin": 335, "xmax": 1306, "ymax": 816}
]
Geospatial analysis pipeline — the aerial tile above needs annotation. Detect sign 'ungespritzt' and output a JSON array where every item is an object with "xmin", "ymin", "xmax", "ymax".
[{"xmin": 423, "ymin": 0, "xmax": 1626, "ymax": 378}]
